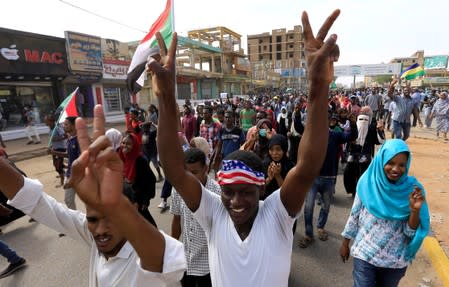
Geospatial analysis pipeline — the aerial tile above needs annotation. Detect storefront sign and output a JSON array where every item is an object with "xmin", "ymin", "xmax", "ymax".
[
  {"xmin": 101, "ymin": 38, "xmax": 130, "ymax": 80},
  {"xmin": 0, "ymin": 28, "xmax": 68, "ymax": 75},
  {"xmin": 65, "ymin": 31, "xmax": 103, "ymax": 73},
  {"xmin": 103, "ymin": 61, "xmax": 128, "ymax": 80}
]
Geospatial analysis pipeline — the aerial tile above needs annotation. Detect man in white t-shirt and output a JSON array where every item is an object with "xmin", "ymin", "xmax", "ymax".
[
  {"xmin": 149, "ymin": 9, "xmax": 341, "ymax": 287},
  {"xmin": 0, "ymin": 105, "xmax": 186, "ymax": 286}
]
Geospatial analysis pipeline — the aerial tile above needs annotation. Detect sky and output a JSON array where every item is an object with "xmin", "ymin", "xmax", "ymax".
[{"xmin": 1, "ymin": 0, "xmax": 448, "ymax": 67}]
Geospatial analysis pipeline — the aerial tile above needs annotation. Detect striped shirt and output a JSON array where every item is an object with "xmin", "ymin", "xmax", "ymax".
[
  {"xmin": 170, "ymin": 177, "xmax": 221, "ymax": 276},
  {"xmin": 390, "ymin": 94, "xmax": 415, "ymax": 123},
  {"xmin": 342, "ymin": 195, "xmax": 416, "ymax": 268}
]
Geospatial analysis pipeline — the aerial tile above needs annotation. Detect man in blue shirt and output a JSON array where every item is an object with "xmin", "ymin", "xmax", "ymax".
[{"xmin": 50, "ymin": 116, "xmax": 80, "ymax": 211}]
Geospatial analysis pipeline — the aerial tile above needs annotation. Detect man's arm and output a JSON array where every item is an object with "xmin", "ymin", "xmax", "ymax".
[
  {"xmin": 0, "ymin": 158, "xmax": 24, "ymax": 200},
  {"xmin": 48, "ymin": 149, "xmax": 68, "ymax": 158},
  {"xmin": 171, "ymin": 215, "xmax": 181, "ymax": 240},
  {"xmin": 387, "ymin": 79, "xmax": 398, "ymax": 100},
  {"xmin": 69, "ymin": 106, "xmax": 173, "ymax": 272},
  {"xmin": 280, "ymin": 10, "xmax": 340, "ymax": 216},
  {"xmin": 149, "ymin": 33, "xmax": 202, "ymax": 212}
]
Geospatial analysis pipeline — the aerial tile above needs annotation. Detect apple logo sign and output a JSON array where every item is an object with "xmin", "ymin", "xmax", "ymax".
[{"xmin": 1, "ymin": 45, "xmax": 20, "ymax": 61}]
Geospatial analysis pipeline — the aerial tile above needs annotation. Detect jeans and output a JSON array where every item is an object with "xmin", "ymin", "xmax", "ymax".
[
  {"xmin": 304, "ymin": 177, "xmax": 335, "ymax": 237},
  {"xmin": 161, "ymin": 179, "xmax": 172, "ymax": 199},
  {"xmin": 392, "ymin": 120, "xmax": 411, "ymax": 141},
  {"xmin": 353, "ymin": 258, "xmax": 407, "ymax": 287},
  {"xmin": 0, "ymin": 240, "xmax": 21, "ymax": 264}
]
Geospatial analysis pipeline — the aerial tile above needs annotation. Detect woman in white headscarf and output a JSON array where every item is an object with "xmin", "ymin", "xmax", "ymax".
[
  {"xmin": 105, "ymin": 128, "xmax": 123, "ymax": 151},
  {"xmin": 343, "ymin": 107, "xmax": 385, "ymax": 197}
]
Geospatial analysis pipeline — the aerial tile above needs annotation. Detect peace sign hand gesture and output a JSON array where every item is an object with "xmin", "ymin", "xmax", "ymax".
[
  {"xmin": 68, "ymin": 105, "xmax": 124, "ymax": 213},
  {"xmin": 147, "ymin": 32, "xmax": 178, "ymax": 99},
  {"xmin": 301, "ymin": 10, "xmax": 340, "ymax": 88}
]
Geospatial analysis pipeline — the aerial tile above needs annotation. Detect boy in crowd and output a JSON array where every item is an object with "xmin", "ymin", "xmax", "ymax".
[{"xmin": 171, "ymin": 148, "xmax": 221, "ymax": 287}]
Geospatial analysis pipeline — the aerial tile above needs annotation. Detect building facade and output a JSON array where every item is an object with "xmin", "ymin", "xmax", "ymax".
[
  {"xmin": 0, "ymin": 28, "xmax": 69, "ymax": 139},
  {"xmin": 247, "ymin": 25, "xmax": 306, "ymax": 90}
]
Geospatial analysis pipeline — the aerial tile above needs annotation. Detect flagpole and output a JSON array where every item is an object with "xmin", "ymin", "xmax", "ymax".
[{"xmin": 171, "ymin": 0, "xmax": 178, "ymax": 100}]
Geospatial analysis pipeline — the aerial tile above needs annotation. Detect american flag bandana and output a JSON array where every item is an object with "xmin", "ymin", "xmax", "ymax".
[{"xmin": 216, "ymin": 160, "xmax": 265, "ymax": 186}]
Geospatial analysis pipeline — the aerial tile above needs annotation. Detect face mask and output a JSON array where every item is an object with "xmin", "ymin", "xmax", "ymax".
[{"xmin": 259, "ymin": 129, "xmax": 267, "ymax": 137}]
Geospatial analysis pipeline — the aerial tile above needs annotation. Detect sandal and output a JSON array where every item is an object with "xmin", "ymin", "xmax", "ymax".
[
  {"xmin": 317, "ymin": 229, "xmax": 328, "ymax": 241},
  {"xmin": 298, "ymin": 236, "xmax": 314, "ymax": 248}
]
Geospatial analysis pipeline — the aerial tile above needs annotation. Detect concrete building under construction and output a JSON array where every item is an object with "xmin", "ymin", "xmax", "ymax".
[{"xmin": 247, "ymin": 25, "xmax": 306, "ymax": 90}]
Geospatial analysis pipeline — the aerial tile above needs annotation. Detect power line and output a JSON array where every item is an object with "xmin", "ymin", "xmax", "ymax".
[{"xmin": 58, "ymin": 0, "xmax": 147, "ymax": 34}]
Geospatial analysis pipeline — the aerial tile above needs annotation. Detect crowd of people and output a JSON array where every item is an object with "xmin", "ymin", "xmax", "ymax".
[{"xmin": 0, "ymin": 8, "xmax": 440, "ymax": 287}]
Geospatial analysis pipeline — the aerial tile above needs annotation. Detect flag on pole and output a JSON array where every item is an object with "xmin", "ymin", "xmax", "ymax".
[
  {"xmin": 400, "ymin": 63, "xmax": 425, "ymax": 81},
  {"xmin": 126, "ymin": 0, "xmax": 174, "ymax": 94},
  {"xmin": 48, "ymin": 88, "xmax": 79, "ymax": 147}
]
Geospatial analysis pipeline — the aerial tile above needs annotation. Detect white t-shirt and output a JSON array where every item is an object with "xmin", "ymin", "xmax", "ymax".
[{"xmin": 194, "ymin": 186, "xmax": 296, "ymax": 287}]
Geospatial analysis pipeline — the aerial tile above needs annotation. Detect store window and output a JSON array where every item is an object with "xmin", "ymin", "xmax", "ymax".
[
  {"xmin": 0, "ymin": 85, "xmax": 54, "ymax": 130},
  {"xmin": 103, "ymin": 86, "xmax": 130, "ymax": 114}
]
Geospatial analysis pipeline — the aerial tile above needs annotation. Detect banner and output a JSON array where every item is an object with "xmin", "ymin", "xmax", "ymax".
[
  {"xmin": 424, "ymin": 56, "xmax": 448, "ymax": 70},
  {"xmin": 334, "ymin": 64, "xmax": 401, "ymax": 76}
]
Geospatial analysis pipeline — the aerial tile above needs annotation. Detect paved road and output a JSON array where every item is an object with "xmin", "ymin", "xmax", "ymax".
[{"xmin": 0, "ymin": 153, "xmax": 442, "ymax": 286}]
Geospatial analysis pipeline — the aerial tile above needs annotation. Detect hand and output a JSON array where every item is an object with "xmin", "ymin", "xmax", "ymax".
[
  {"xmin": 267, "ymin": 164, "xmax": 275, "ymax": 180},
  {"xmin": 301, "ymin": 10, "xmax": 340, "ymax": 86},
  {"xmin": 147, "ymin": 32, "xmax": 178, "ymax": 98},
  {"xmin": 272, "ymin": 162, "xmax": 281, "ymax": 176},
  {"xmin": 340, "ymin": 243, "xmax": 350, "ymax": 263},
  {"xmin": 409, "ymin": 186, "xmax": 425, "ymax": 212},
  {"xmin": 390, "ymin": 79, "xmax": 398, "ymax": 89},
  {"xmin": 63, "ymin": 182, "xmax": 72, "ymax": 189},
  {"xmin": 68, "ymin": 105, "xmax": 124, "ymax": 213}
]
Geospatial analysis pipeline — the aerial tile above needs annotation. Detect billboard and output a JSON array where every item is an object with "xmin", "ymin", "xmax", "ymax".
[
  {"xmin": 334, "ymin": 63, "xmax": 401, "ymax": 76},
  {"xmin": 65, "ymin": 31, "xmax": 102, "ymax": 73},
  {"xmin": 101, "ymin": 38, "xmax": 130, "ymax": 80},
  {"xmin": 424, "ymin": 56, "xmax": 448, "ymax": 70}
]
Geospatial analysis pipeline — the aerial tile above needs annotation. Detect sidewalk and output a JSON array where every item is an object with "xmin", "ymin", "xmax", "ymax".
[{"xmin": 2, "ymin": 122, "xmax": 126, "ymax": 162}]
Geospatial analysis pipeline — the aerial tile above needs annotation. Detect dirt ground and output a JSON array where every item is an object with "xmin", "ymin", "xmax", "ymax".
[
  {"xmin": 399, "ymin": 136, "xmax": 449, "ymax": 287},
  {"xmin": 407, "ymin": 137, "xmax": 449, "ymax": 254}
]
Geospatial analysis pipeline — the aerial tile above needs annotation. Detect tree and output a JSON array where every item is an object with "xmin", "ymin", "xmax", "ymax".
[{"xmin": 374, "ymin": 75, "xmax": 393, "ymax": 85}]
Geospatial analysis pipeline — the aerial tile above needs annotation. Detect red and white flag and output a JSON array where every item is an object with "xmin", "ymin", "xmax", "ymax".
[
  {"xmin": 126, "ymin": 0, "xmax": 174, "ymax": 94},
  {"xmin": 48, "ymin": 88, "xmax": 79, "ymax": 147},
  {"xmin": 57, "ymin": 88, "xmax": 79, "ymax": 124}
]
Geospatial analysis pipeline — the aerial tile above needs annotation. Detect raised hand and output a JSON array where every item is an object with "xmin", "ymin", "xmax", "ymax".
[
  {"xmin": 147, "ymin": 32, "xmax": 178, "ymax": 98},
  {"xmin": 301, "ymin": 10, "xmax": 340, "ymax": 86},
  {"xmin": 409, "ymin": 186, "xmax": 425, "ymax": 212},
  {"xmin": 68, "ymin": 105, "xmax": 124, "ymax": 213}
]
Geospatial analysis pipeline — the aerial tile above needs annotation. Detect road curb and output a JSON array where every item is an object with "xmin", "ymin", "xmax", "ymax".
[{"xmin": 423, "ymin": 236, "xmax": 449, "ymax": 287}]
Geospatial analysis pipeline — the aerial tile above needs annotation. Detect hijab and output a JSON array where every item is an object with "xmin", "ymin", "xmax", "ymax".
[
  {"xmin": 105, "ymin": 128, "xmax": 123, "ymax": 151},
  {"xmin": 119, "ymin": 133, "xmax": 142, "ymax": 182},
  {"xmin": 357, "ymin": 139, "xmax": 430, "ymax": 260},
  {"xmin": 356, "ymin": 114, "xmax": 370, "ymax": 146},
  {"xmin": 268, "ymin": 134, "xmax": 288, "ymax": 154}
]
